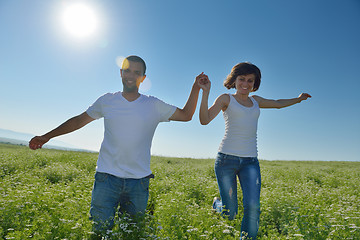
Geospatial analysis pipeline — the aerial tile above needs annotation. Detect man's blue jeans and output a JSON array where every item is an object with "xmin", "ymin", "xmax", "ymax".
[
  {"xmin": 214, "ymin": 152, "xmax": 261, "ymax": 239},
  {"xmin": 89, "ymin": 172, "xmax": 150, "ymax": 233}
]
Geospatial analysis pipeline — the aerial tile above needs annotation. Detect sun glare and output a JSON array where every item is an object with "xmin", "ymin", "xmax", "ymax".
[
  {"xmin": 61, "ymin": 3, "xmax": 98, "ymax": 39},
  {"xmin": 139, "ymin": 77, "xmax": 152, "ymax": 92}
]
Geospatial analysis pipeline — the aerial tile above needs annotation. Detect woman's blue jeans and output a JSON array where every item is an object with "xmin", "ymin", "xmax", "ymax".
[
  {"xmin": 214, "ymin": 152, "xmax": 261, "ymax": 239},
  {"xmin": 89, "ymin": 172, "xmax": 150, "ymax": 234}
]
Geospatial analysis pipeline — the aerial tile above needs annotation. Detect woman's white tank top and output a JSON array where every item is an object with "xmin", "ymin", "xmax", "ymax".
[{"xmin": 218, "ymin": 94, "xmax": 260, "ymax": 157}]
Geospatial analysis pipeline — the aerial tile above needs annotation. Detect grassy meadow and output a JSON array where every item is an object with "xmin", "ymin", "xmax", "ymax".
[{"xmin": 0, "ymin": 143, "xmax": 359, "ymax": 239}]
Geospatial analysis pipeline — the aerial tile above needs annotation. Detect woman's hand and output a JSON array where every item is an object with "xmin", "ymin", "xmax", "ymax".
[
  {"xmin": 298, "ymin": 93, "xmax": 312, "ymax": 102},
  {"xmin": 197, "ymin": 73, "xmax": 211, "ymax": 92}
]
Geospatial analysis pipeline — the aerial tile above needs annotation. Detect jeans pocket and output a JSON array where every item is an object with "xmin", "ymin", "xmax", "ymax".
[
  {"xmin": 94, "ymin": 172, "xmax": 108, "ymax": 182},
  {"xmin": 140, "ymin": 177, "xmax": 150, "ymax": 192},
  {"xmin": 252, "ymin": 157, "xmax": 259, "ymax": 164},
  {"xmin": 215, "ymin": 153, "xmax": 226, "ymax": 167}
]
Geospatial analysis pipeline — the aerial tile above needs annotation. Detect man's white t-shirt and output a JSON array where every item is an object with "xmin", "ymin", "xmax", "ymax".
[{"xmin": 86, "ymin": 92, "xmax": 176, "ymax": 179}]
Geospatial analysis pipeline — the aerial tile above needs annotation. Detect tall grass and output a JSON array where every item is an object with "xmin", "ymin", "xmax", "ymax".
[{"xmin": 0, "ymin": 143, "xmax": 359, "ymax": 239}]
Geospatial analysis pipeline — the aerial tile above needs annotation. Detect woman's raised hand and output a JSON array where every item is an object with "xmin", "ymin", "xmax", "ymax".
[{"xmin": 196, "ymin": 72, "xmax": 211, "ymax": 92}]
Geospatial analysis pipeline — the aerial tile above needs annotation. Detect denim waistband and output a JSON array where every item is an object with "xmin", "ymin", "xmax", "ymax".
[{"xmin": 217, "ymin": 152, "xmax": 258, "ymax": 161}]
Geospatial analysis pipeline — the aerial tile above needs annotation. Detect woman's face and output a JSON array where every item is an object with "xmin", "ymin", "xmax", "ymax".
[{"xmin": 235, "ymin": 73, "xmax": 255, "ymax": 95}]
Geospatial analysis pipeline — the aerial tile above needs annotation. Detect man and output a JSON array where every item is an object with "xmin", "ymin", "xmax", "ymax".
[{"xmin": 29, "ymin": 55, "xmax": 204, "ymax": 237}]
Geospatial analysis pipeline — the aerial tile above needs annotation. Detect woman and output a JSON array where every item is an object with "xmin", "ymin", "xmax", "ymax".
[{"xmin": 198, "ymin": 62, "xmax": 311, "ymax": 239}]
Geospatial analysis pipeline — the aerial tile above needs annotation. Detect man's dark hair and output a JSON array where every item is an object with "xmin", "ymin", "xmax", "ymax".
[{"xmin": 123, "ymin": 55, "xmax": 147, "ymax": 75}]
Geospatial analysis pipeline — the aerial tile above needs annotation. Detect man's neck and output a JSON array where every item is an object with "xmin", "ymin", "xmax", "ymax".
[{"xmin": 122, "ymin": 91, "xmax": 141, "ymax": 102}]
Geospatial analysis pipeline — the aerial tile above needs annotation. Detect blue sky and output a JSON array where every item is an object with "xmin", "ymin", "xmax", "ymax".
[{"xmin": 1, "ymin": 0, "xmax": 359, "ymax": 161}]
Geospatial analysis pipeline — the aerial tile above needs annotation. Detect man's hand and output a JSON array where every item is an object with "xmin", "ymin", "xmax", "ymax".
[
  {"xmin": 29, "ymin": 135, "xmax": 50, "ymax": 150},
  {"xmin": 196, "ymin": 72, "xmax": 211, "ymax": 92}
]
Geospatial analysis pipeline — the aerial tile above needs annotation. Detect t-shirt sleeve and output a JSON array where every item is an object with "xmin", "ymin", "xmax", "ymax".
[
  {"xmin": 86, "ymin": 94, "xmax": 106, "ymax": 120},
  {"xmin": 154, "ymin": 97, "xmax": 177, "ymax": 122}
]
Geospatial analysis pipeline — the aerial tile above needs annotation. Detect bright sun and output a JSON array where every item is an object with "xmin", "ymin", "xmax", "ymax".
[{"xmin": 61, "ymin": 3, "xmax": 98, "ymax": 39}]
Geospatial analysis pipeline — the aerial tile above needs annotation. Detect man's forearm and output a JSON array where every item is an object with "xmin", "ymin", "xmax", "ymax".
[
  {"xmin": 43, "ymin": 112, "xmax": 93, "ymax": 139},
  {"xmin": 181, "ymin": 83, "xmax": 201, "ymax": 119}
]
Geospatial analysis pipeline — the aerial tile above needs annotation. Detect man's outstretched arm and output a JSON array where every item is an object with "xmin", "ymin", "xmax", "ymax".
[{"xmin": 29, "ymin": 112, "xmax": 94, "ymax": 150}]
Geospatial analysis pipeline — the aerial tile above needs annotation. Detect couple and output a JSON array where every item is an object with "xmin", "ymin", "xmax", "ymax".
[{"xmin": 29, "ymin": 55, "xmax": 311, "ymax": 239}]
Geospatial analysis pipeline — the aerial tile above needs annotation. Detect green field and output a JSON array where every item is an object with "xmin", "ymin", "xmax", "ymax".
[{"xmin": 1, "ymin": 143, "xmax": 359, "ymax": 239}]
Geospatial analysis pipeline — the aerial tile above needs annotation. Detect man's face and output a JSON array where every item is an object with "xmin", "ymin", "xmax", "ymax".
[{"xmin": 120, "ymin": 60, "xmax": 146, "ymax": 92}]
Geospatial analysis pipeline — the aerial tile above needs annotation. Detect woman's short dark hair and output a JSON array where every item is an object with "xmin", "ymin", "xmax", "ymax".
[
  {"xmin": 224, "ymin": 62, "xmax": 261, "ymax": 91},
  {"xmin": 123, "ymin": 55, "xmax": 147, "ymax": 75}
]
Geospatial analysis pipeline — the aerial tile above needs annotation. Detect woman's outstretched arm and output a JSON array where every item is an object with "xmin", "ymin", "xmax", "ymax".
[{"xmin": 253, "ymin": 93, "xmax": 311, "ymax": 109}]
